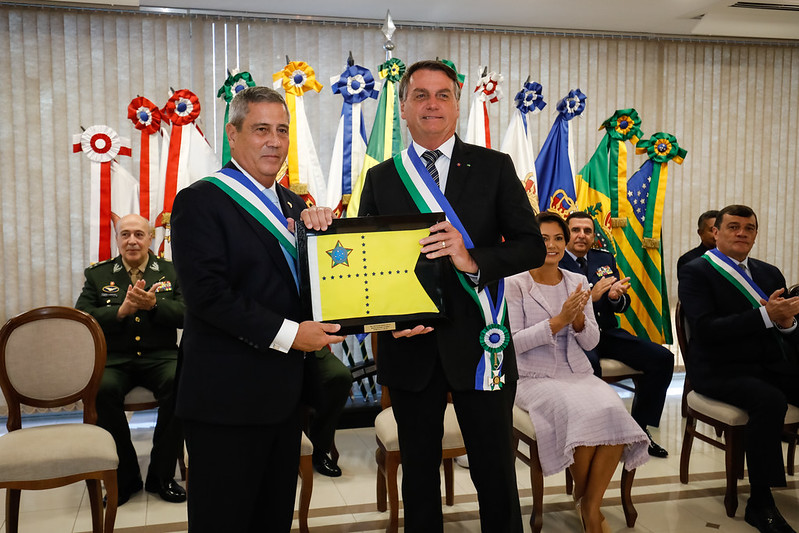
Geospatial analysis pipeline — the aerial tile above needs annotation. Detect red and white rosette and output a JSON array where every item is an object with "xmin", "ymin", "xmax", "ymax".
[
  {"xmin": 161, "ymin": 89, "xmax": 201, "ymax": 214},
  {"xmin": 128, "ymin": 97, "xmax": 162, "ymax": 223},
  {"xmin": 73, "ymin": 125, "xmax": 132, "ymax": 263},
  {"xmin": 465, "ymin": 67, "xmax": 504, "ymax": 149}
]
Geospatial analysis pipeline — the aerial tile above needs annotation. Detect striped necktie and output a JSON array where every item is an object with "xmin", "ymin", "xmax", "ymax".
[
  {"xmin": 263, "ymin": 187, "xmax": 300, "ymax": 290},
  {"xmin": 421, "ymin": 149, "xmax": 443, "ymax": 188}
]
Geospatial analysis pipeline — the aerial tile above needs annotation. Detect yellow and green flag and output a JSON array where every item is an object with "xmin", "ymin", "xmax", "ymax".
[
  {"xmin": 575, "ymin": 109, "xmax": 643, "ymax": 252},
  {"xmin": 613, "ymin": 132, "xmax": 686, "ymax": 343},
  {"xmin": 347, "ymin": 58, "xmax": 405, "ymax": 217}
]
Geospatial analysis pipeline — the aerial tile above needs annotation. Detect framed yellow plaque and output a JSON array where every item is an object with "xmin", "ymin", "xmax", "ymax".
[{"xmin": 296, "ymin": 213, "xmax": 447, "ymax": 334}]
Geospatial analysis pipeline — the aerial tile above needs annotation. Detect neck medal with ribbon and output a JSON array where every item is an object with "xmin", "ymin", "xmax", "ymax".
[
  {"xmin": 202, "ymin": 169, "xmax": 297, "ymax": 260},
  {"xmin": 702, "ymin": 249, "xmax": 767, "ymax": 308},
  {"xmin": 73, "ymin": 125, "xmax": 133, "ymax": 264},
  {"xmin": 393, "ymin": 143, "xmax": 509, "ymax": 391},
  {"xmin": 218, "ymin": 70, "xmax": 256, "ymax": 166}
]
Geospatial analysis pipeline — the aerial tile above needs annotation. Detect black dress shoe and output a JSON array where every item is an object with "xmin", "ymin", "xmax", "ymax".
[
  {"xmin": 104, "ymin": 478, "xmax": 143, "ymax": 507},
  {"xmin": 312, "ymin": 454, "xmax": 342, "ymax": 477},
  {"xmin": 145, "ymin": 477, "xmax": 187, "ymax": 503},
  {"xmin": 645, "ymin": 429, "xmax": 669, "ymax": 458},
  {"xmin": 745, "ymin": 502, "xmax": 796, "ymax": 533}
]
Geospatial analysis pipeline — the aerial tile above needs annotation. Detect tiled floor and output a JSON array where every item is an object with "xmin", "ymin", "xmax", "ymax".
[{"xmin": 1, "ymin": 374, "xmax": 798, "ymax": 532}]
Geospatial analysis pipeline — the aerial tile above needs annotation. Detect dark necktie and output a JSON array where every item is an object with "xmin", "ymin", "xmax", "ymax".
[
  {"xmin": 421, "ymin": 149, "xmax": 443, "ymax": 188},
  {"xmin": 576, "ymin": 256, "xmax": 588, "ymax": 276}
]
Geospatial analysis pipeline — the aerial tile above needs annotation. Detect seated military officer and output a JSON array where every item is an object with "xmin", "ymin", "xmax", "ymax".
[{"xmin": 75, "ymin": 214, "xmax": 186, "ymax": 506}]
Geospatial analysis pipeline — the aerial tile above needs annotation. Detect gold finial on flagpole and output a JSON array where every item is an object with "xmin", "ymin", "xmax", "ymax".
[{"xmin": 382, "ymin": 10, "xmax": 396, "ymax": 61}]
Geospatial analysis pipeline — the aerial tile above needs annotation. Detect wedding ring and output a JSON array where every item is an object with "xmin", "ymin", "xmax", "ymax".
[{"xmin": 441, "ymin": 241, "xmax": 446, "ymax": 249}]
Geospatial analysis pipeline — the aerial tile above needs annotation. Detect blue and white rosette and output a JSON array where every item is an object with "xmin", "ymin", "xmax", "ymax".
[
  {"xmin": 514, "ymin": 81, "xmax": 546, "ymax": 115},
  {"xmin": 556, "ymin": 88, "xmax": 586, "ymax": 121}
]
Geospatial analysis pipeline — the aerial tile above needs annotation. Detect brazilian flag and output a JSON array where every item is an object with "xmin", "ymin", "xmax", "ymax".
[{"xmin": 347, "ymin": 58, "xmax": 406, "ymax": 217}]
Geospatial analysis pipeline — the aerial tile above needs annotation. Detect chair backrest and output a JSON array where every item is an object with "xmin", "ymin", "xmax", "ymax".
[{"xmin": 0, "ymin": 306, "xmax": 107, "ymax": 431}]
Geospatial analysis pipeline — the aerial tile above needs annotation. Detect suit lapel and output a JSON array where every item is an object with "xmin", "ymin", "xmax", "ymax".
[
  {"xmin": 222, "ymin": 162, "xmax": 297, "ymax": 285},
  {"xmin": 444, "ymin": 137, "xmax": 471, "ymax": 208},
  {"xmin": 526, "ymin": 276, "xmax": 556, "ymax": 318}
]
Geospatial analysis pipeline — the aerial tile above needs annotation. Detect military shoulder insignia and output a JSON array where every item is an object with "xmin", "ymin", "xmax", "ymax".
[
  {"xmin": 595, "ymin": 265, "xmax": 614, "ymax": 277},
  {"xmin": 90, "ymin": 258, "xmax": 114, "ymax": 269}
]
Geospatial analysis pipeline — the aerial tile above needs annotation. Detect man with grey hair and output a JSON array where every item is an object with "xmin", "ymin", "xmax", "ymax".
[
  {"xmin": 359, "ymin": 60, "xmax": 545, "ymax": 532},
  {"xmin": 171, "ymin": 86, "xmax": 345, "ymax": 532}
]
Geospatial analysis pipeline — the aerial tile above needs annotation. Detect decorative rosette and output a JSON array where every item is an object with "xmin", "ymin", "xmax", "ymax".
[
  {"xmin": 514, "ymin": 81, "xmax": 546, "ymax": 114},
  {"xmin": 476, "ymin": 71, "xmax": 504, "ymax": 104},
  {"xmin": 76, "ymin": 125, "xmax": 125, "ymax": 163},
  {"xmin": 555, "ymin": 89, "xmax": 586, "ymax": 121},
  {"xmin": 217, "ymin": 70, "xmax": 256, "ymax": 103},
  {"xmin": 127, "ymin": 97, "xmax": 162, "ymax": 135},
  {"xmin": 331, "ymin": 64, "xmax": 378, "ymax": 104},
  {"xmin": 162, "ymin": 89, "xmax": 201, "ymax": 126},
  {"xmin": 602, "ymin": 108, "xmax": 643, "ymax": 144},
  {"xmin": 439, "ymin": 59, "xmax": 466, "ymax": 88},
  {"xmin": 636, "ymin": 132, "xmax": 687, "ymax": 164},
  {"xmin": 479, "ymin": 323, "xmax": 510, "ymax": 354},
  {"xmin": 378, "ymin": 58, "xmax": 405, "ymax": 82},
  {"xmin": 274, "ymin": 61, "xmax": 323, "ymax": 97}
]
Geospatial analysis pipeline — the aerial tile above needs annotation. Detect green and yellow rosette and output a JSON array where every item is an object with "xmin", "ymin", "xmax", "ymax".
[
  {"xmin": 439, "ymin": 59, "xmax": 466, "ymax": 88},
  {"xmin": 600, "ymin": 109, "xmax": 644, "ymax": 228},
  {"xmin": 378, "ymin": 58, "xmax": 405, "ymax": 83},
  {"xmin": 634, "ymin": 132, "xmax": 687, "ymax": 248}
]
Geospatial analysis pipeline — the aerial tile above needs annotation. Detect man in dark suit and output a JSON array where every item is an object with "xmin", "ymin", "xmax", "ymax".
[
  {"xmin": 170, "ymin": 86, "xmax": 345, "ymax": 533},
  {"xmin": 679, "ymin": 204, "xmax": 799, "ymax": 533},
  {"xmin": 76, "ymin": 213, "xmax": 186, "ymax": 506},
  {"xmin": 676, "ymin": 209, "xmax": 718, "ymax": 277},
  {"xmin": 559, "ymin": 211, "xmax": 673, "ymax": 458},
  {"xmin": 358, "ymin": 60, "xmax": 545, "ymax": 532}
]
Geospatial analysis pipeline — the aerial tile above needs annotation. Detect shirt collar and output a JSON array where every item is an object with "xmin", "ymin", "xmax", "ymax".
[
  {"xmin": 121, "ymin": 255, "xmax": 149, "ymax": 275},
  {"xmin": 410, "ymin": 135, "xmax": 455, "ymax": 161},
  {"xmin": 231, "ymin": 157, "xmax": 279, "ymax": 195}
]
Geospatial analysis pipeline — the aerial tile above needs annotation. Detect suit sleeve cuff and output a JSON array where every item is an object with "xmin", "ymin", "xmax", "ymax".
[
  {"xmin": 759, "ymin": 306, "xmax": 774, "ymax": 329},
  {"xmin": 775, "ymin": 316, "xmax": 798, "ymax": 334},
  {"xmin": 464, "ymin": 269, "xmax": 480, "ymax": 285},
  {"xmin": 270, "ymin": 319, "xmax": 299, "ymax": 353}
]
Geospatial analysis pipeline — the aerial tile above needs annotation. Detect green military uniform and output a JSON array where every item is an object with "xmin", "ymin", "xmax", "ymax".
[{"xmin": 75, "ymin": 252, "xmax": 184, "ymax": 492}]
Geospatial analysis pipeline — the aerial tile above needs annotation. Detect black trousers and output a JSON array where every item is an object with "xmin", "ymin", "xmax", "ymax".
[
  {"xmin": 595, "ymin": 328, "xmax": 674, "ymax": 428},
  {"xmin": 183, "ymin": 412, "xmax": 302, "ymax": 533},
  {"xmin": 389, "ymin": 358, "xmax": 523, "ymax": 533},
  {"xmin": 307, "ymin": 347, "xmax": 352, "ymax": 456},
  {"xmin": 96, "ymin": 355, "xmax": 183, "ymax": 489},
  {"xmin": 695, "ymin": 366, "xmax": 799, "ymax": 488}
]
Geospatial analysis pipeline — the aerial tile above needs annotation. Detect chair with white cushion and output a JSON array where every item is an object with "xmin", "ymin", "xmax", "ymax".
[
  {"xmin": 512, "ymin": 404, "xmax": 637, "ymax": 533},
  {"xmin": 0, "ymin": 306, "xmax": 119, "ymax": 533},
  {"xmin": 676, "ymin": 301, "xmax": 799, "ymax": 517},
  {"xmin": 374, "ymin": 387, "xmax": 466, "ymax": 533}
]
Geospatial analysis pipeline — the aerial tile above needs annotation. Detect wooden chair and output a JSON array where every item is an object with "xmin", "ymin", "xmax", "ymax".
[
  {"xmin": 374, "ymin": 386, "xmax": 466, "ymax": 533},
  {"xmin": 512, "ymin": 405, "xmax": 637, "ymax": 533},
  {"xmin": 676, "ymin": 301, "xmax": 799, "ymax": 517},
  {"xmin": 123, "ymin": 386, "xmax": 186, "ymax": 480},
  {"xmin": 0, "ymin": 306, "xmax": 118, "ymax": 533}
]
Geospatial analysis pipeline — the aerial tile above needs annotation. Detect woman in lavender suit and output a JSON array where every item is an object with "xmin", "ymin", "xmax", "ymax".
[{"xmin": 505, "ymin": 212, "xmax": 649, "ymax": 533}]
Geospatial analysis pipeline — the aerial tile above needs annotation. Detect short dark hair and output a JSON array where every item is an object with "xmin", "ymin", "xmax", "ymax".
[
  {"xmin": 697, "ymin": 210, "xmax": 719, "ymax": 230},
  {"xmin": 228, "ymin": 86, "xmax": 289, "ymax": 130},
  {"xmin": 565, "ymin": 211, "xmax": 594, "ymax": 225},
  {"xmin": 398, "ymin": 60, "xmax": 462, "ymax": 102},
  {"xmin": 536, "ymin": 211, "xmax": 570, "ymax": 244},
  {"xmin": 715, "ymin": 204, "xmax": 758, "ymax": 229}
]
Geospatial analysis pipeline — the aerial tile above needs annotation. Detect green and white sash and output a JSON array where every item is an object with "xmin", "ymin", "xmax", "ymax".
[
  {"xmin": 394, "ymin": 144, "xmax": 509, "ymax": 391},
  {"xmin": 702, "ymin": 248, "xmax": 767, "ymax": 308},
  {"xmin": 203, "ymin": 168, "xmax": 299, "ymax": 287}
]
